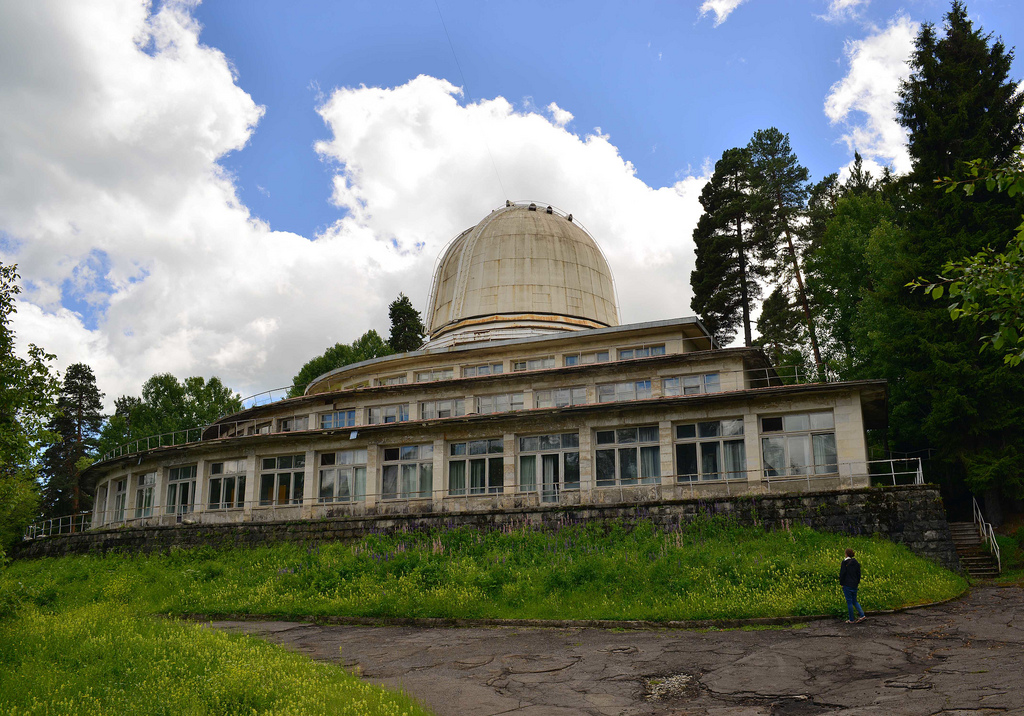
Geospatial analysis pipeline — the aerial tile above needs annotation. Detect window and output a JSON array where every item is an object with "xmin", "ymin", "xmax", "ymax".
[
  {"xmin": 595, "ymin": 426, "xmax": 661, "ymax": 486},
  {"xmin": 382, "ymin": 444, "xmax": 433, "ymax": 499},
  {"xmin": 760, "ymin": 412, "xmax": 837, "ymax": 477},
  {"xmin": 449, "ymin": 439, "xmax": 504, "ymax": 495},
  {"xmin": 319, "ymin": 449, "xmax": 367, "ymax": 503},
  {"xmin": 113, "ymin": 478, "xmax": 127, "ymax": 522},
  {"xmin": 209, "ymin": 460, "xmax": 246, "ymax": 510},
  {"xmin": 166, "ymin": 465, "xmax": 197, "ymax": 517},
  {"xmin": 519, "ymin": 433, "xmax": 579, "ymax": 502},
  {"xmin": 368, "ymin": 404, "xmax": 409, "ymax": 424},
  {"xmin": 321, "ymin": 409, "xmax": 356, "ymax": 430},
  {"xmin": 563, "ymin": 351, "xmax": 609, "ymax": 367},
  {"xmin": 259, "ymin": 455, "xmax": 305, "ymax": 506},
  {"xmin": 463, "ymin": 362, "xmax": 503, "ymax": 377},
  {"xmin": 675, "ymin": 420, "xmax": 745, "ymax": 482},
  {"xmin": 420, "ymin": 399, "xmax": 465, "ymax": 420},
  {"xmin": 618, "ymin": 344, "xmax": 666, "ymax": 360},
  {"xmin": 247, "ymin": 421, "xmax": 271, "ymax": 435},
  {"xmin": 134, "ymin": 472, "xmax": 156, "ymax": 518},
  {"xmin": 512, "ymin": 356, "xmax": 555, "ymax": 372},
  {"xmin": 376, "ymin": 374, "xmax": 408, "ymax": 386},
  {"xmin": 476, "ymin": 393, "xmax": 524, "ymax": 414},
  {"xmin": 596, "ymin": 380, "xmax": 652, "ymax": 403},
  {"xmin": 534, "ymin": 387, "xmax": 587, "ymax": 409},
  {"xmin": 279, "ymin": 415, "xmax": 309, "ymax": 432},
  {"xmin": 416, "ymin": 368, "xmax": 453, "ymax": 383},
  {"xmin": 96, "ymin": 484, "xmax": 108, "ymax": 523},
  {"xmin": 663, "ymin": 373, "xmax": 721, "ymax": 396}
]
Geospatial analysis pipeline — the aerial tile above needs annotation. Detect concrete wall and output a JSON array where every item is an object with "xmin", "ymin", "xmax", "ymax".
[{"xmin": 15, "ymin": 485, "xmax": 960, "ymax": 571}]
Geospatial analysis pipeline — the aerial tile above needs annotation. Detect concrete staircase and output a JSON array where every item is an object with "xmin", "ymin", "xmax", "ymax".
[{"xmin": 949, "ymin": 522, "xmax": 1000, "ymax": 578}]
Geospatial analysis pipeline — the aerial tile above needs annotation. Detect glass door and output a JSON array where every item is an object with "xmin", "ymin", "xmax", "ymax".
[{"xmin": 541, "ymin": 454, "xmax": 560, "ymax": 503}]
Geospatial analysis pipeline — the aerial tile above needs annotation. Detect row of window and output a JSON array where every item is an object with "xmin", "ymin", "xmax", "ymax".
[
  {"xmin": 98, "ymin": 412, "xmax": 838, "ymax": 519},
  {"xmin": 371, "ymin": 345, "xmax": 670, "ymax": 386}
]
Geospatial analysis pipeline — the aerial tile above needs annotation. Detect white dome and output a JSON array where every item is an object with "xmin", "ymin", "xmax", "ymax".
[{"xmin": 425, "ymin": 203, "xmax": 619, "ymax": 346}]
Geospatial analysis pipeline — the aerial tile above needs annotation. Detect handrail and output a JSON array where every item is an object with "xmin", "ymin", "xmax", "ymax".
[
  {"xmin": 27, "ymin": 458, "xmax": 925, "ymax": 540},
  {"xmin": 972, "ymin": 496, "xmax": 1001, "ymax": 574}
]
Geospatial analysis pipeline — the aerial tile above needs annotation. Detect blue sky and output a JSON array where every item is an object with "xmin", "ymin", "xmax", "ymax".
[{"xmin": 1, "ymin": 0, "xmax": 1022, "ymax": 405}]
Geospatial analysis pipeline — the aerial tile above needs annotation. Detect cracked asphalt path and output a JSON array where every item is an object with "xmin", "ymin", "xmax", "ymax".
[{"xmin": 211, "ymin": 586, "xmax": 1024, "ymax": 715}]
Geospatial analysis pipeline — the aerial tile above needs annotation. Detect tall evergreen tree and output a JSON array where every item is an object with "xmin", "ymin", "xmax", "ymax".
[
  {"xmin": 689, "ymin": 147, "xmax": 768, "ymax": 346},
  {"xmin": 756, "ymin": 287, "xmax": 808, "ymax": 383},
  {"xmin": 388, "ymin": 293, "xmax": 425, "ymax": 353},
  {"xmin": 40, "ymin": 363, "xmax": 104, "ymax": 517},
  {"xmin": 747, "ymin": 128, "xmax": 824, "ymax": 377},
  {"xmin": 863, "ymin": 0, "xmax": 1024, "ymax": 513}
]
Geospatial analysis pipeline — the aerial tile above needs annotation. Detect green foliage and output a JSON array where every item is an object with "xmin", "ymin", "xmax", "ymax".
[
  {"xmin": 1, "ymin": 520, "xmax": 966, "ymax": 623},
  {"xmin": 40, "ymin": 363, "xmax": 104, "ymax": 517},
  {"xmin": 288, "ymin": 330, "xmax": 393, "ymax": 397},
  {"xmin": 0, "ymin": 263, "xmax": 58, "ymax": 553},
  {"xmin": 755, "ymin": 287, "xmax": 808, "ymax": 382},
  {"xmin": 388, "ymin": 293, "xmax": 425, "ymax": 353},
  {"xmin": 0, "ymin": 603, "xmax": 431, "ymax": 716}
]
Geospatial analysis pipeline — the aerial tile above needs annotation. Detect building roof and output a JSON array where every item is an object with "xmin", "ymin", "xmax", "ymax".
[{"xmin": 425, "ymin": 202, "xmax": 619, "ymax": 343}]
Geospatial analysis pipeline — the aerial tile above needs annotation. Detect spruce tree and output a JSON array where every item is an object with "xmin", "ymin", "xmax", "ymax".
[
  {"xmin": 756, "ymin": 287, "xmax": 807, "ymax": 383},
  {"xmin": 388, "ymin": 293, "xmax": 425, "ymax": 353},
  {"xmin": 40, "ymin": 363, "xmax": 104, "ymax": 516},
  {"xmin": 689, "ymin": 147, "xmax": 767, "ymax": 346}
]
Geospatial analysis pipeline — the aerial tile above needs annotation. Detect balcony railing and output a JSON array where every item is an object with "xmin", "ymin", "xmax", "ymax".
[{"xmin": 26, "ymin": 459, "xmax": 922, "ymax": 540}]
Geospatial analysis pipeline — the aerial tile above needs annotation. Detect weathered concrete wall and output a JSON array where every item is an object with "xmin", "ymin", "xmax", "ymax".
[{"xmin": 13, "ymin": 485, "xmax": 960, "ymax": 571}]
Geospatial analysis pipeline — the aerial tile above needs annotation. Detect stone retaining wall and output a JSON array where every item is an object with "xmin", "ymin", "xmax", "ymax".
[{"xmin": 12, "ymin": 485, "xmax": 960, "ymax": 570}]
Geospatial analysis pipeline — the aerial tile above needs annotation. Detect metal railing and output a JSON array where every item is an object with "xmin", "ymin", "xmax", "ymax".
[
  {"xmin": 972, "ymin": 496, "xmax": 1001, "ymax": 574},
  {"xmin": 27, "ymin": 458, "xmax": 925, "ymax": 539},
  {"xmin": 98, "ymin": 362, "xmax": 828, "ymax": 463}
]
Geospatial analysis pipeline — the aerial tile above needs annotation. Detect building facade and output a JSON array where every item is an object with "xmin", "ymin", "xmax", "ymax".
[{"xmin": 87, "ymin": 202, "xmax": 888, "ymax": 530}]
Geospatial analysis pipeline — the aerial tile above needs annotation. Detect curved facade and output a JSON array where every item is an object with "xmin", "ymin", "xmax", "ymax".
[{"xmin": 425, "ymin": 203, "xmax": 619, "ymax": 347}]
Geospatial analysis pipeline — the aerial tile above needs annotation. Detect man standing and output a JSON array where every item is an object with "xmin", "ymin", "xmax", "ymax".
[{"xmin": 840, "ymin": 548, "xmax": 866, "ymax": 624}]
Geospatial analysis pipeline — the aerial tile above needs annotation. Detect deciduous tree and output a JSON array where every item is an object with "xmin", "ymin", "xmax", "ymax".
[{"xmin": 288, "ymin": 329, "xmax": 393, "ymax": 397}]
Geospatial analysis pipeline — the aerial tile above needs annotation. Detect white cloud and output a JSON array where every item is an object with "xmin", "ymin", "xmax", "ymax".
[
  {"xmin": 824, "ymin": 14, "xmax": 918, "ymax": 175},
  {"xmin": 699, "ymin": 0, "xmax": 749, "ymax": 26},
  {"xmin": 819, "ymin": 0, "xmax": 869, "ymax": 23},
  {"xmin": 546, "ymin": 102, "xmax": 573, "ymax": 127},
  {"xmin": 0, "ymin": 1, "xmax": 709, "ymax": 410}
]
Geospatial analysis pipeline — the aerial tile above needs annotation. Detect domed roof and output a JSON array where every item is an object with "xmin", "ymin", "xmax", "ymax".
[{"xmin": 425, "ymin": 203, "xmax": 619, "ymax": 345}]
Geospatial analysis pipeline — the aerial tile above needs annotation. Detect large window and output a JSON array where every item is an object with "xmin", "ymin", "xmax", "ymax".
[
  {"xmin": 476, "ymin": 393, "xmax": 524, "ymax": 414},
  {"xmin": 463, "ymin": 362, "xmax": 503, "ymax": 377},
  {"xmin": 663, "ymin": 373, "xmax": 721, "ymax": 396},
  {"xmin": 448, "ymin": 439, "xmax": 504, "ymax": 495},
  {"xmin": 420, "ymin": 399, "xmax": 465, "ymax": 420},
  {"xmin": 416, "ymin": 368, "xmax": 453, "ymax": 383},
  {"xmin": 368, "ymin": 404, "xmax": 409, "ymax": 424},
  {"xmin": 596, "ymin": 426, "xmax": 661, "ymax": 486},
  {"xmin": 760, "ymin": 412, "xmax": 837, "ymax": 477},
  {"xmin": 209, "ymin": 460, "xmax": 246, "ymax": 510},
  {"xmin": 382, "ymin": 444, "xmax": 433, "ymax": 499},
  {"xmin": 166, "ymin": 465, "xmax": 197, "ymax": 517},
  {"xmin": 618, "ymin": 344, "xmax": 665, "ymax": 360},
  {"xmin": 534, "ymin": 386, "xmax": 587, "ymax": 409},
  {"xmin": 377, "ymin": 374, "xmax": 407, "ymax": 386},
  {"xmin": 321, "ymin": 409, "xmax": 356, "ymax": 430},
  {"xmin": 319, "ymin": 449, "xmax": 367, "ymax": 503},
  {"xmin": 519, "ymin": 433, "xmax": 579, "ymax": 502},
  {"xmin": 512, "ymin": 356, "xmax": 555, "ymax": 372},
  {"xmin": 596, "ymin": 380, "xmax": 652, "ymax": 404},
  {"xmin": 563, "ymin": 350, "xmax": 609, "ymax": 367},
  {"xmin": 259, "ymin": 455, "xmax": 305, "ymax": 506},
  {"xmin": 134, "ymin": 472, "xmax": 155, "ymax": 518},
  {"xmin": 113, "ymin": 478, "xmax": 127, "ymax": 522},
  {"xmin": 675, "ymin": 420, "xmax": 745, "ymax": 482}
]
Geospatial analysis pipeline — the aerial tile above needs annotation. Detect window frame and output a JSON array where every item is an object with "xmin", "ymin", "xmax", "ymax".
[
  {"xmin": 448, "ymin": 439, "xmax": 504, "ymax": 496},
  {"xmin": 258, "ymin": 454, "xmax": 306, "ymax": 506},
  {"xmin": 376, "ymin": 374, "xmax": 408, "ymax": 386},
  {"xmin": 208, "ymin": 459, "xmax": 246, "ymax": 510},
  {"xmin": 320, "ymin": 409, "xmax": 356, "ymax": 430},
  {"xmin": 419, "ymin": 398, "xmax": 466, "ymax": 420},
  {"xmin": 368, "ymin": 403, "xmax": 410, "ymax": 424},
  {"xmin": 596, "ymin": 380, "xmax": 652, "ymax": 404},
  {"xmin": 318, "ymin": 448, "xmax": 368, "ymax": 503},
  {"xmin": 512, "ymin": 356, "xmax": 555, "ymax": 372},
  {"xmin": 594, "ymin": 426, "xmax": 661, "ymax": 487},
  {"xmin": 662, "ymin": 373, "xmax": 722, "ymax": 397},
  {"xmin": 617, "ymin": 344, "xmax": 666, "ymax": 360},
  {"xmin": 518, "ymin": 432, "xmax": 580, "ymax": 501},
  {"xmin": 476, "ymin": 393, "xmax": 525, "ymax": 414},
  {"xmin": 415, "ymin": 368, "xmax": 454, "ymax": 383},
  {"xmin": 674, "ymin": 419, "xmax": 746, "ymax": 482},
  {"xmin": 563, "ymin": 350, "xmax": 609, "ymax": 367},
  {"xmin": 166, "ymin": 465, "xmax": 198, "ymax": 516},
  {"xmin": 462, "ymin": 362, "xmax": 504, "ymax": 378},
  {"xmin": 134, "ymin": 472, "xmax": 156, "ymax": 518},
  {"xmin": 534, "ymin": 386, "xmax": 587, "ymax": 409},
  {"xmin": 381, "ymin": 444, "xmax": 434, "ymax": 500},
  {"xmin": 759, "ymin": 411, "xmax": 838, "ymax": 477}
]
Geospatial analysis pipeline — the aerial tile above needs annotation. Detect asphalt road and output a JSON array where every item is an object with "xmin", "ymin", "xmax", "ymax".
[{"xmin": 213, "ymin": 586, "xmax": 1024, "ymax": 715}]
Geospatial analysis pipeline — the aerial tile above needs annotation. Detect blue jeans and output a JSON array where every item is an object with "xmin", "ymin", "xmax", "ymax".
[{"xmin": 843, "ymin": 586, "xmax": 865, "ymax": 621}]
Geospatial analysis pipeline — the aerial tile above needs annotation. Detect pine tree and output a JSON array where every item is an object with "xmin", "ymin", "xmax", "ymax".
[
  {"xmin": 40, "ymin": 363, "xmax": 104, "ymax": 517},
  {"xmin": 755, "ymin": 287, "xmax": 808, "ymax": 384},
  {"xmin": 689, "ymin": 147, "xmax": 768, "ymax": 346},
  {"xmin": 388, "ymin": 293, "xmax": 425, "ymax": 353},
  {"xmin": 747, "ymin": 128, "xmax": 823, "ymax": 377}
]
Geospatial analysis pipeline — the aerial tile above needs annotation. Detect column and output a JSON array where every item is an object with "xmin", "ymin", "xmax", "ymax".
[
  {"xmin": 365, "ymin": 444, "xmax": 380, "ymax": 508},
  {"xmin": 743, "ymin": 413, "xmax": 761, "ymax": 486},
  {"xmin": 302, "ymin": 448, "xmax": 317, "ymax": 518},
  {"xmin": 124, "ymin": 472, "xmax": 138, "ymax": 521},
  {"xmin": 659, "ymin": 421, "xmax": 674, "ymax": 488},
  {"xmin": 242, "ymin": 452, "xmax": 257, "ymax": 518},
  {"xmin": 193, "ymin": 458, "xmax": 207, "ymax": 519},
  {"xmin": 431, "ymin": 437, "xmax": 445, "ymax": 510},
  {"xmin": 503, "ymin": 432, "xmax": 516, "ymax": 494},
  {"xmin": 578, "ymin": 426, "xmax": 594, "ymax": 501}
]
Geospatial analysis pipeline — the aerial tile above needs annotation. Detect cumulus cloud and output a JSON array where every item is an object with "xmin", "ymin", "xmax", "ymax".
[
  {"xmin": 819, "ymin": 0, "xmax": 869, "ymax": 23},
  {"xmin": 824, "ymin": 14, "xmax": 917, "ymax": 175},
  {"xmin": 699, "ymin": 0, "xmax": 749, "ymax": 26},
  {"xmin": 0, "ymin": 1, "xmax": 708, "ymax": 409}
]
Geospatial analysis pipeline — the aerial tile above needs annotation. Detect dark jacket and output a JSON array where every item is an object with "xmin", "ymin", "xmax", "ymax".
[{"xmin": 839, "ymin": 557, "xmax": 861, "ymax": 588}]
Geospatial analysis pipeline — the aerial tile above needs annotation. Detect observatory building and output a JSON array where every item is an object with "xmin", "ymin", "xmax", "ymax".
[{"xmin": 87, "ymin": 202, "xmax": 887, "ymax": 528}]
